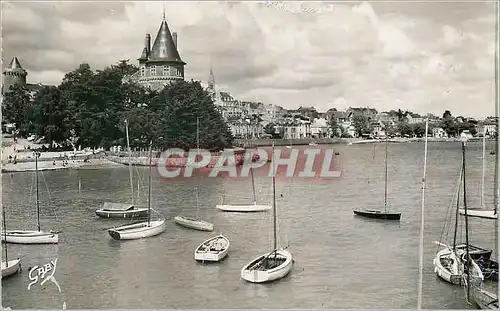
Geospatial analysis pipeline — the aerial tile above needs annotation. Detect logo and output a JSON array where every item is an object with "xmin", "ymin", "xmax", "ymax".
[
  {"xmin": 156, "ymin": 146, "xmax": 342, "ymax": 181},
  {"xmin": 28, "ymin": 258, "xmax": 61, "ymax": 292}
]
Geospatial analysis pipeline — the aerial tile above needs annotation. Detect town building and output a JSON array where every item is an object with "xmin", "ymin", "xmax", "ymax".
[{"xmin": 124, "ymin": 13, "xmax": 186, "ymax": 91}]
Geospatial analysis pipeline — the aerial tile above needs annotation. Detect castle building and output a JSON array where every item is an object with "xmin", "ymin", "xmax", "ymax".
[
  {"xmin": 125, "ymin": 13, "xmax": 186, "ymax": 91},
  {"xmin": 2, "ymin": 57, "xmax": 45, "ymax": 98}
]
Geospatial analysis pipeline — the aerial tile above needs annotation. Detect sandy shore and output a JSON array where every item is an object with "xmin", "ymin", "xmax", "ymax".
[{"xmin": 1, "ymin": 136, "xmax": 119, "ymax": 173}]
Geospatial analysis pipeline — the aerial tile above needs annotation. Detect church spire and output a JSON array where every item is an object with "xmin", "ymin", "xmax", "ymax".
[{"xmin": 208, "ymin": 62, "xmax": 215, "ymax": 90}]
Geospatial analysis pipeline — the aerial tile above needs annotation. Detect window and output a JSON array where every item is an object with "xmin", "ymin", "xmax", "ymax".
[
  {"xmin": 140, "ymin": 66, "xmax": 145, "ymax": 77},
  {"xmin": 163, "ymin": 65, "xmax": 169, "ymax": 76},
  {"xmin": 151, "ymin": 66, "xmax": 156, "ymax": 76}
]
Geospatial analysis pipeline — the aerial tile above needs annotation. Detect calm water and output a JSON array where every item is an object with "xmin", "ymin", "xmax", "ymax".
[{"xmin": 1, "ymin": 141, "xmax": 498, "ymax": 309}]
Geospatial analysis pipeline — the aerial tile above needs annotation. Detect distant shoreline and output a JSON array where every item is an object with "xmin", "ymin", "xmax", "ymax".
[
  {"xmin": 2, "ymin": 136, "xmax": 491, "ymax": 173},
  {"xmin": 234, "ymin": 137, "xmax": 483, "ymax": 147}
]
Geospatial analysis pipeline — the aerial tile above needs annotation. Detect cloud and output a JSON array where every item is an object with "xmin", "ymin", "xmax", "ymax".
[{"xmin": 2, "ymin": 1, "xmax": 496, "ymax": 118}]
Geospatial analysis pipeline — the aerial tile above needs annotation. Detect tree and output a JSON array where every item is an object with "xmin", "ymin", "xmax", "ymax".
[
  {"xmin": 411, "ymin": 122, "xmax": 426, "ymax": 137},
  {"xmin": 352, "ymin": 115, "xmax": 370, "ymax": 137},
  {"xmin": 264, "ymin": 123, "xmax": 276, "ymax": 135},
  {"xmin": 2, "ymin": 84, "xmax": 31, "ymax": 136},
  {"xmin": 157, "ymin": 80, "xmax": 234, "ymax": 151},
  {"xmin": 31, "ymin": 86, "xmax": 70, "ymax": 147},
  {"xmin": 397, "ymin": 121, "xmax": 412, "ymax": 137},
  {"xmin": 328, "ymin": 117, "xmax": 341, "ymax": 137}
]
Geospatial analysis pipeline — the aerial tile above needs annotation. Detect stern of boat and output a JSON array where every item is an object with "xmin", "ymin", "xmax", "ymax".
[{"xmin": 108, "ymin": 229, "xmax": 121, "ymax": 240}]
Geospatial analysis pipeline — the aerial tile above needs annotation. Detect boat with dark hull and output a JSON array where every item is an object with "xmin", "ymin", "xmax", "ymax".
[{"xmin": 353, "ymin": 137, "xmax": 401, "ymax": 221}]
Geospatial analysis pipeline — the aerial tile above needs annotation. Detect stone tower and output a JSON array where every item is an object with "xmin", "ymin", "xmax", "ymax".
[
  {"xmin": 2, "ymin": 57, "xmax": 27, "ymax": 95},
  {"xmin": 135, "ymin": 13, "xmax": 186, "ymax": 91}
]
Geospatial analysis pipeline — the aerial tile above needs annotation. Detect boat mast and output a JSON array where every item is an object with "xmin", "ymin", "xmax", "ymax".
[
  {"xmin": 196, "ymin": 117, "xmax": 200, "ymax": 220},
  {"xmin": 494, "ymin": 0, "xmax": 499, "ymax": 303},
  {"xmin": 147, "ymin": 141, "xmax": 153, "ymax": 226},
  {"xmin": 250, "ymin": 166, "xmax": 256, "ymax": 204},
  {"xmin": 35, "ymin": 152, "xmax": 40, "ymax": 232},
  {"xmin": 384, "ymin": 136, "xmax": 388, "ymax": 212},
  {"xmin": 461, "ymin": 140, "xmax": 471, "ymax": 302},
  {"xmin": 124, "ymin": 119, "xmax": 134, "ymax": 205},
  {"xmin": 417, "ymin": 119, "xmax": 429, "ymax": 310},
  {"xmin": 453, "ymin": 168, "xmax": 461, "ymax": 250},
  {"xmin": 481, "ymin": 128, "xmax": 486, "ymax": 209},
  {"xmin": 272, "ymin": 141, "xmax": 277, "ymax": 252},
  {"xmin": 3, "ymin": 208, "xmax": 8, "ymax": 266},
  {"xmin": 494, "ymin": 0, "xmax": 499, "ymax": 218}
]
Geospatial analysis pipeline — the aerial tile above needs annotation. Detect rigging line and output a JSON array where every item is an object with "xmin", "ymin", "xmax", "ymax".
[{"xmin": 436, "ymin": 161, "xmax": 464, "ymax": 253}]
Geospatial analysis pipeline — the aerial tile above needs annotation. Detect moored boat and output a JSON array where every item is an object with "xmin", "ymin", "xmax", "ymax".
[{"xmin": 194, "ymin": 234, "xmax": 230, "ymax": 262}]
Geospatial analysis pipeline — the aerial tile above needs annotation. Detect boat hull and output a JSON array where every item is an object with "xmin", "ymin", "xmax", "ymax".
[
  {"xmin": 174, "ymin": 216, "xmax": 213, "ymax": 231},
  {"xmin": 194, "ymin": 235, "xmax": 230, "ymax": 262},
  {"xmin": 216, "ymin": 204, "xmax": 271, "ymax": 212},
  {"xmin": 95, "ymin": 208, "xmax": 149, "ymax": 219},
  {"xmin": 1, "ymin": 258, "xmax": 21, "ymax": 278},
  {"xmin": 1, "ymin": 230, "xmax": 59, "ymax": 244},
  {"xmin": 458, "ymin": 209, "xmax": 497, "ymax": 219},
  {"xmin": 353, "ymin": 209, "xmax": 401, "ymax": 220},
  {"xmin": 241, "ymin": 249, "xmax": 293, "ymax": 283},
  {"xmin": 108, "ymin": 219, "xmax": 166, "ymax": 240},
  {"xmin": 472, "ymin": 286, "xmax": 499, "ymax": 309},
  {"xmin": 433, "ymin": 248, "xmax": 463, "ymax": 285}
]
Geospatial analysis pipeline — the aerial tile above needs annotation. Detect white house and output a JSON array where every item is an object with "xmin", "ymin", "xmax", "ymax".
[
  {"xmin": 432, "ymin": 127, "xmax": 447, "ymax": 138},
  {"xmin": 310, "ymin": 118, "xmax": 328, "ymax": 138}
]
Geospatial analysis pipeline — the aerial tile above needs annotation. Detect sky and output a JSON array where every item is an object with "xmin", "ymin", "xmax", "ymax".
[{"xmin": 2, "ymin": 1, "xmax": 497, "ymax": 118}]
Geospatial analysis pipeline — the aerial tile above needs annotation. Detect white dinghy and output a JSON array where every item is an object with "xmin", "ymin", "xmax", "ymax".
[
  {"xmin": 458, "ymin": 209, "xmax": 497, "ymax": 219},
  {"xmin": 96, "ymin": 119, "xmax": 149, "ymax": 219},
  {"xmin": 1, "ymin": 208, "xmax": 21, "ymax": 279},
  {"xmin": 96, "ymin": 203, "xmax": 149, "ymax": 219},
  {"xmin": 108, "ymin": 142, "xmax": 166, "ymax": 241},
  {"xmin": 216, "ymin": 204, "xmax": 271, "ymax": 212},
  {"xmin": 2, "ymin": 259, "xmax": 22, "ymax": 279},
  {"xmin": 108, "ymin": 219, "xmax": 166, "ymax": 240},
  {"xmin": 241, "ymin": 249, "xmax": 293, "ymax": 283},
  {"xmin": 175, "ymin": 117, "xmax": 214, "ymax": 232},
  {"xmin": 194, "ymin": 234, "xmax": 230, "ymax": 262},
  {"xmin": 241, "ymin": 142, "xmax": 294, "ymax": 283},
  {"xmin": 216, "ymin": 165, "xmax": 271, "ymax": 212},
  {"xmin": 2, "ymin": 152, "xmax": 59, "ymax": 244},
  {"xmin": 458, "ymin": 131, "xmax": 497, "ymax": 220},
  {"xmin": 174, "ymin": 216, "xmax": 214, "ymax": 232}
]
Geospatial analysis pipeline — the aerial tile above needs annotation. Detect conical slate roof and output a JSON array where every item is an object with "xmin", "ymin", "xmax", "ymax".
[
  {"xmin": 148, "ymin": 19, "xmax": 184, "ymax": 63},
  {"xmin": 7, "ymin": 57, "xmax": 26, "ymax": 73}
]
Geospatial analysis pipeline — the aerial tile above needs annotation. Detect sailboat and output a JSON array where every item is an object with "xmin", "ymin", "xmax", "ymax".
[
  {"xmin": 107, "ymin": 142, "xmax": 166, "ymax": 240},
  {"xmin": 1, "ymin": 208, "xmax": 21, "ymax": 278},
  {"xmin": 2, "ymin": 152, "xmax": 59, "ymax": 244},
  {"xmin": 174, "ymin": 117, "xmax": 214, "ymax": 232},
  {"xmin": 459, "ymin": 129, "xmax": 497, "ymax": 219},
  {"xmin": 433, "ymin": 140, "xmax": 493, "ymax": 285},
  {"xmin": 241, "ymin": 142, "xmax": 293, "ymax": 283},
  {"xmin": 194, "ymin": 234, "xmax": 230, "ymax": 262},
  {"xmin": 95, "ymin": 119, "xmax": 149, "ymax": 219},
  {"xmin": 353, "ymin": 137, "xmax": 401, "ymax": 220},
  {"xmin": 467, "ymin": 10, "xmax": 500, "ymax": 304},
  {"xmin": 216, "ymin": 165, "xmax": 271, "ymax": 212}
]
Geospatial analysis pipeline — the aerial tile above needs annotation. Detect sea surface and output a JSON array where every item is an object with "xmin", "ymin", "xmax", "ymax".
[{"xmin": 1, "ymin": 141, "xmax": 498, "ymax": 309}]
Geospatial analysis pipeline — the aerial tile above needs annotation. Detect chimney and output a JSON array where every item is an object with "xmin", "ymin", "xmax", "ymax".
[
  {"xmin": 145, "ymin": 34, "xmax": 151, "ymax": 54},
  {"xmin": 172, "ymin": 32, "xmax": 178, "ymax": 48}
]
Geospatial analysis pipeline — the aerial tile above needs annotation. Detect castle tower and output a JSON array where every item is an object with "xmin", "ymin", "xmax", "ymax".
[
  {"xmin": 2, "ymin": 57, "xmax": 27, "ymax": 95},
  {"xmin": 136, "ymin": 12, "xmax": 186, "ymax": 91}
]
